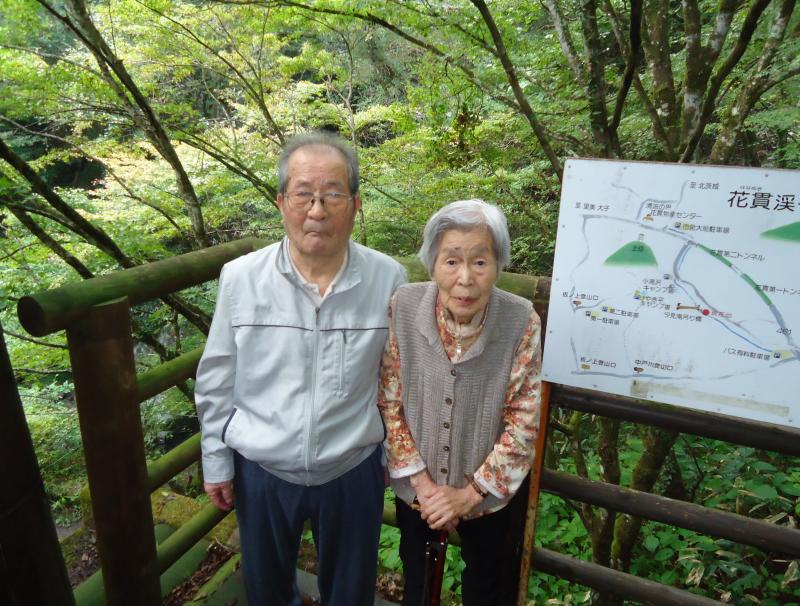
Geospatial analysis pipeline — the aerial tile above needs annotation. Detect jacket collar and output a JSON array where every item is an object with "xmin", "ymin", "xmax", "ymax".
[{"xmin": 275, "ymin": 237, "xmax": 363, "ymax": 294}]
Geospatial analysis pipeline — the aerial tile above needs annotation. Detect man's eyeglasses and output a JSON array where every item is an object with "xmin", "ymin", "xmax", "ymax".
[{"xmin": 283, "ymin": 191, "xmax": 354, "ymax": 213}]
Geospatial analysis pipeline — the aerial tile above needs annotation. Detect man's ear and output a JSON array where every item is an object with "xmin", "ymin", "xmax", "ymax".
[
  {"xmin": 353, "ymin": 193, "xmax": 362, "ymax": 214},
  {"xmin": 276, "ymin": 193, "xmax": 285, "ymax": 212}
]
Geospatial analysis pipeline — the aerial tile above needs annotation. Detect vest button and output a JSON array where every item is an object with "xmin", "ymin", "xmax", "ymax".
[
  {"xmin": 443, "ymin": 445, "xmax": 450, "ymax": 452},
  {"xmin": 443, "ymin": 422, "xmax": 450, "ymax": 429},
  {"xmin": 440, "ymin": 468, "xmax": 448, "ymax": 474},
  {"xmin": 445, "ymin": 397, "xmax": 453, "ymax": 405},
  {"xmin": 450, "ymin": 369, "xmax": 457, "ymax": 376}
]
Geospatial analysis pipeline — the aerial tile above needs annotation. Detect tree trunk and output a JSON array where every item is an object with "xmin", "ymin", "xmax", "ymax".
[
  {"xmin": 709, "ymin": 0, "xmax": 797, "ymax": 163},
  {"xmin": 611, "ymin": 427, "xmax": 679, "ymax": 571},
  {"xmin": 680, "ymin": 0, "xmax": 736, "ymax": 145},
  {"xmin": 641, "ymin": 0, "xmax": 680, "ymax": 146},
  {"xmin": 579, "ymin": 0, "xmax": 618, "ymax": 156},
  {"xmin": 602, "ymin": 0, "xmax": 676, "ymax": 158},
  {"xmin": 679, "ymin": 0, "xmax": 774, "ymax": 162}
]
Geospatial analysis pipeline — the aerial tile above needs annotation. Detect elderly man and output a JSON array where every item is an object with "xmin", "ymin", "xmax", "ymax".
[{"xmin": 195, "ymin": 132, "xmax": 407, "ymax": 606}]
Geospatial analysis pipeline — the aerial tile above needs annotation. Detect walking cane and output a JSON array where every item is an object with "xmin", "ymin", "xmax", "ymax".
[
  {"xmin": 516, "ymin": 381, "xmax": 552, "ymax": 606},
  {"xmin": 420, "ymin": 530, "xmax": 449, "ymax": 606}
]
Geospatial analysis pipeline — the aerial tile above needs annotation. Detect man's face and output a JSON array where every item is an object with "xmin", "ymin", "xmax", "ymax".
[{"xmin": 276, "ymin": 145, "xmax": 361, "ymax": 261}]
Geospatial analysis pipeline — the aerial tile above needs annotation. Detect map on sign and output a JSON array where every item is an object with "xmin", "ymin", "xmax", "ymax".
[{"xmin": 542, "ymin": 159, "xmax": 800, "ymax": 428}]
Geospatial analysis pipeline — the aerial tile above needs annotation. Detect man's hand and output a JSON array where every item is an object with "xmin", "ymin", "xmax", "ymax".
[
  {"xmin": 420, "ymin": 485, "xmax": 483, "ymax": 530},
  {"xmin": 205, "ymin": 480, "xmax": 235, "ymax": 511}
]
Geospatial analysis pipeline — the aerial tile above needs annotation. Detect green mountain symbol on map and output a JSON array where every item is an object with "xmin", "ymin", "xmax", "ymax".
[
  {"xmin": 761, "ymin": 221, "xmax": 800, "ymax": 242},
  {"xmin": 604, "ymin": 241, "xmax": 658, "ymax": 265}
]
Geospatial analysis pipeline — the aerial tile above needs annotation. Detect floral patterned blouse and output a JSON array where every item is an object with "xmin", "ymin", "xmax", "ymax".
[{"xmin": 378, "ymin": 291, "xmax": 543, "ymax": 516}]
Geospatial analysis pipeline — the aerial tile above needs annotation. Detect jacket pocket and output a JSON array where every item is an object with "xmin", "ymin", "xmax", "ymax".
[
  {"xmin": 336, "ymin": 330, "xmax": 347, "ymax": 397},
  {"xmin": 221, "ymin": 407, "xmax": 238, "ymax": 444}
]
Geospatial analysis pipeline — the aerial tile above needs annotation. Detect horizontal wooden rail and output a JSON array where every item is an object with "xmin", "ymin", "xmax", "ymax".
[
  {"xmin": 182, "ymin": 554, "xmax": 242, "ymax": 606},
  {"xmin": 137, "ymin": 347, "xmax": 203, "ymax": 404},
  {"xmin": 18, "ymin": 240, "xmax": 552, "ymax": 339},
  {"xmin": 77, "ymin": 433, "xmax": 202, "ymax": 525},
  {"xmin": 552, "ymin": 385, "xmax": 800, "ymax": 458},
  {"xmin": 531, "ymin": 548, "xmax": 722, "ymax": 606},
  {"xmin": 146, "ymin": 433, "xmax": 201, "ymax": 493},
  {"xmin": 156, "ymin": 503, "xmax": 231, "ymax": 575},
  {"xmin": 73, "ymin": 519, "xmax": 225, "ymax": 606},
  {"xmin": 541, "ymin": 469, "xmax": 800, "ymax": 557},
  {"xmin": 18, "ymin": 238, "xmax": 265, "ymax": 337}
]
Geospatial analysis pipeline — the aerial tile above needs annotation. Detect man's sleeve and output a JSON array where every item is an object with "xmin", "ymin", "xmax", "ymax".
[{"xmin": 195, "ymin": 266, "xmax": 237, "ymax": 483}]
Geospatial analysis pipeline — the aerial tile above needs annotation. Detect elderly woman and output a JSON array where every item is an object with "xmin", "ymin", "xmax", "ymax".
[{"xmin": 379, "ymin": 199, "xmax": 542, "ymax": 606}]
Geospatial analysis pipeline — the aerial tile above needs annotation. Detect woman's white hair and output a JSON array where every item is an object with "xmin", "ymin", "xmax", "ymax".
[{"xmin": 418, "ymin": 199, "xmax": 511, "ymax": 276}]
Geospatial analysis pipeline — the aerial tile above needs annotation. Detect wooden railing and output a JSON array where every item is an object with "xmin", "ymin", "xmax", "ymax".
[{"xmin": 12, "ymin": 237, "xmax": 800, "ymax": 606}]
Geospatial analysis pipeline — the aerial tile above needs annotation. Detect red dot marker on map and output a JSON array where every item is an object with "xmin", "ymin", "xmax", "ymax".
[{"xmin": 702, "ymin": 309, "xmax": 710, "ymax": 316}]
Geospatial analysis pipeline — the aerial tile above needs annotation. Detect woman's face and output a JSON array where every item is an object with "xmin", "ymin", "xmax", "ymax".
[{"xmin": 432, "ymin": 228, "xmax": 498, "ymax": 324}]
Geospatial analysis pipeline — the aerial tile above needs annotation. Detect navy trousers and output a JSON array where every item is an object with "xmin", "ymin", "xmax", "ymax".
[{"xmin": 233, "ymin": 446, "xmax": 385, "ymax": 606}]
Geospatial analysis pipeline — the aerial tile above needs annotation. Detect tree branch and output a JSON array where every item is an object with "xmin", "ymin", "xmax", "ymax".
[
  {"xmin": 4, "ymin": 204, "xmax": 94, "ymax": 278},
  {"xmin": 0, "ymin": 136, "xmax": 211, "ymax": 332},
  {"xmin": 566, "ymin": 411, "xmax": 598, "ymax": 536},
  {"xmin": 135, "ymin": 0, "xmax": 285, "ymax": 144},
  {"xmin": 37, "ymin": 0, "xmax": 210, "ymax": 246},
  {"xmin": 175, "ymin": 129, "xmax": 278, "ymax": 203},
  {"xmin": 470, "ymin": 0, "xmax": 563, "ymax": 177},
  {"xmin": 4, "ymin": 329, "xmax": 68, "ymax": 349},
  {"xmin": 0, "ymin": 43, "xmax": 104, "ymax": 78},
  {"xmin": 15, "ymin": 367, "xmax": 71, "ymax": 375},
  {"xmin": 0, "ymin": 116, "xmax": 186, "ymax": 235},
  {"xmin": 609, "ymin": 0, "xmax": 643, "ymax": 135},
  {"xmin": 593, "ymin": 417, "xmax": 620, "ymax": 567},
  {"xmin": 640, "ymin": 0, "xmax": 680, "ymax": 145},
  {"xmin": 0, "ymin": 134, "xmax": 130, "ymax": 259},
  {"xmin": 540, "ymin": 0, "xmax": 585, "ymax": 85}
]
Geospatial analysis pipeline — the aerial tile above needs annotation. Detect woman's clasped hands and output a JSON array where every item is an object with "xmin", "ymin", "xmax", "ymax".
[{"xmin": 409, "ymin": 470, "xmax": 484, "ymax": 532}]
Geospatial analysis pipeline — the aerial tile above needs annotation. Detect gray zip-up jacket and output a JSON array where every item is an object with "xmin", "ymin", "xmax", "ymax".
[{"xmin": 195, "ymin": 239, "xmax": 407, "ymax": 485}]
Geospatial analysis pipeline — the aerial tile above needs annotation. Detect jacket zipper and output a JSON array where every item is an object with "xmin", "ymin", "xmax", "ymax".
[{"xmin": 305, "ymin": 307, "xmax": 321, "ymax": 474}]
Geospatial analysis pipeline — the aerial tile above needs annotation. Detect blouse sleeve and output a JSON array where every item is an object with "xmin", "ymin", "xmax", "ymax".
[
  {"xmin": 474, "ymin": 309, "xmax": 543, "ymax": 499},
  {"xmin": 377, "ymin": 296, "xmax": 426, "ymax": 478}
]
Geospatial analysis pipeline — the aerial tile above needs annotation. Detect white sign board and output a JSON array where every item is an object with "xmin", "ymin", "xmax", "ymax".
[{"xmin": 542, "ymin": 159, "xmax": 800, "ymax": 428}]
